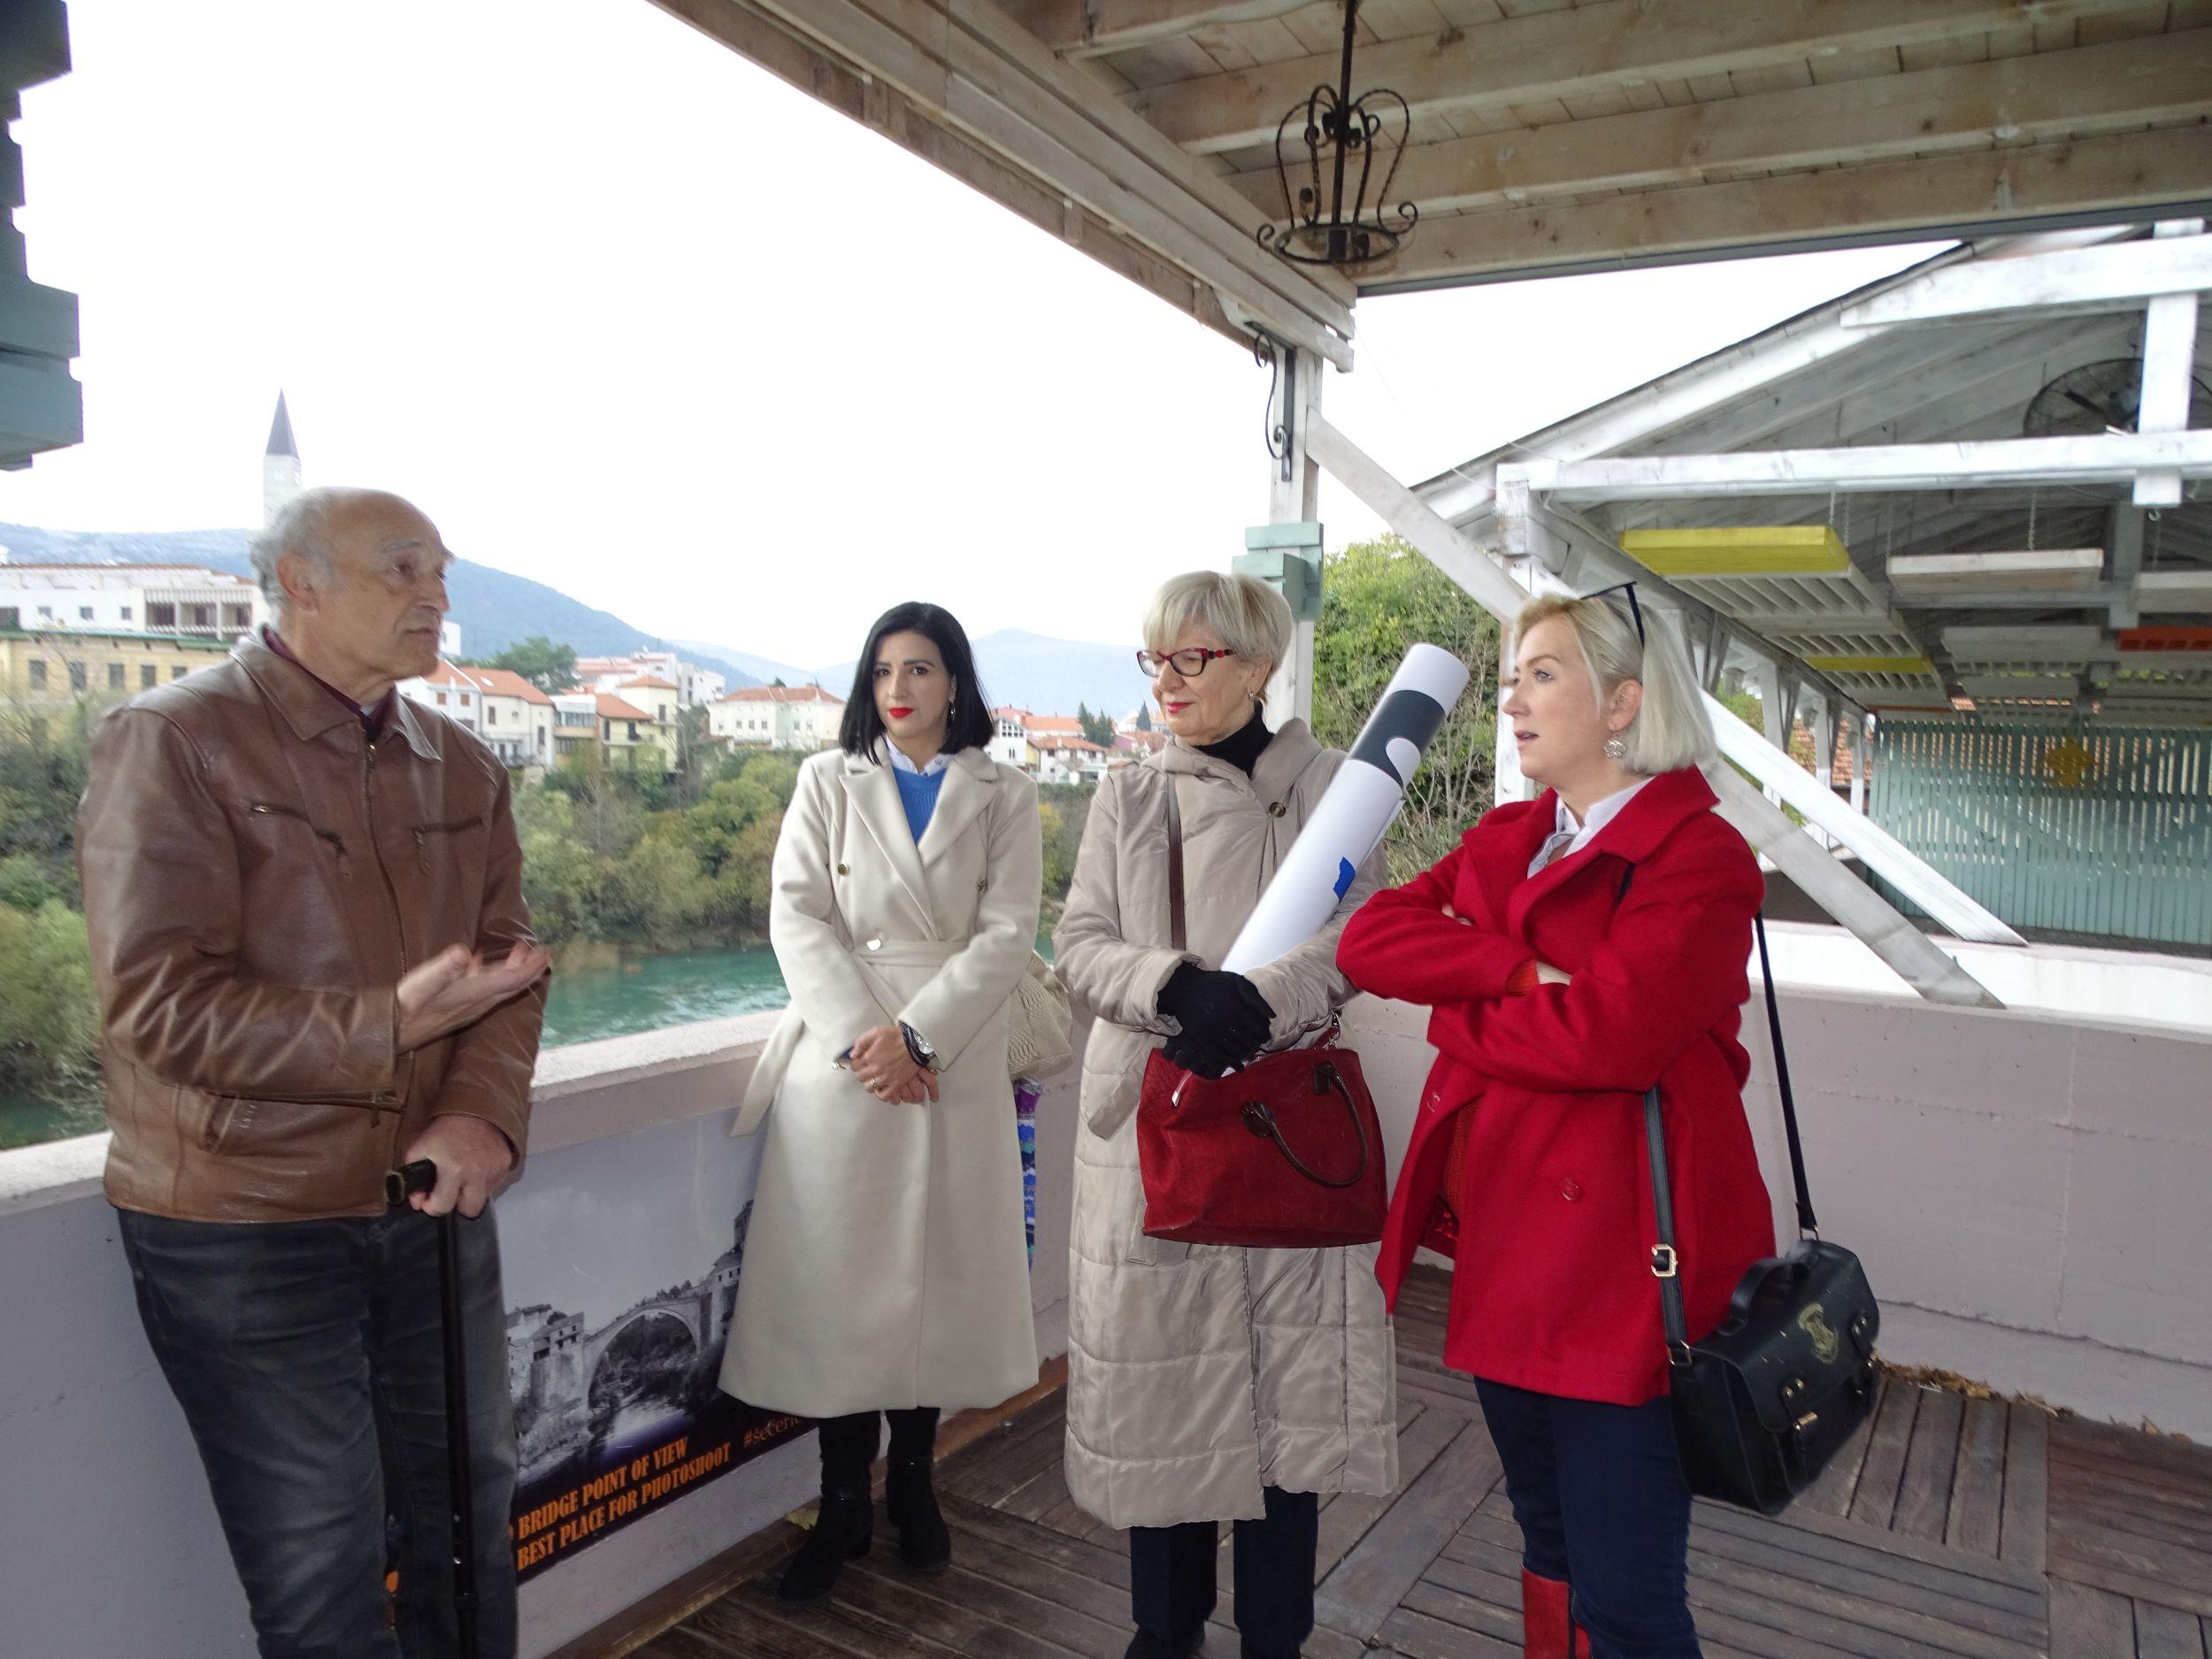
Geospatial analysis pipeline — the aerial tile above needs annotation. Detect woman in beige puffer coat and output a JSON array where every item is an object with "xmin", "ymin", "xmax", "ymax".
[{"xmin": 1054, "ymin": 572, "xmax": 1398, "ymax": 1659}]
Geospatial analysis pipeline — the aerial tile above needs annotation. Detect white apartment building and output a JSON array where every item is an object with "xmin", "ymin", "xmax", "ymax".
[
  {"xmin": 462, "ymin": 667, "xmax": 553, "ymax": 767},
  {"xmin": 0, "ymin": 559, "xmax": 264, "ymax": 639},
  {"xmin": 615, "ymin": 675, "xmax": 680, "ymax": 728},
  {"xmin": 709, "ymin": 683, "xmax": 842, "ymax": 750},
  {"xmin": 575, "ymin": 651, "xmax": 725, "ymax": 709},
  {"xmin": 396, "ymin": 661, "xmax": 555, "ymax": 768},
  {"xmin": 987, "ymin": 707, "xmax": 1038, "ymax": 772}
]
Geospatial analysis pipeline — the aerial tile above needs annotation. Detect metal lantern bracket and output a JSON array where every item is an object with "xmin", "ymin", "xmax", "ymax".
[
  {"xmin": 1256, "ymin": 329, "xmax": 1298, "ymax": 480},
  {"xmin": 1256, "ymin": 0, "xmax": 1417, "ymax": 271}
]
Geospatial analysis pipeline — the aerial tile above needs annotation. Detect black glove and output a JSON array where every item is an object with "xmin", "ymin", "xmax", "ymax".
[{"xmin": 1156, "ymin": 964, "xmax": 1274, "ymax": 1076}]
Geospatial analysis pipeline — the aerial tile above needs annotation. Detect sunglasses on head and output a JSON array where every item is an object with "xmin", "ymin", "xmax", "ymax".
[{"xmin": 1578, "ymin": 580, "xmax": 1645, "ymax": 646}]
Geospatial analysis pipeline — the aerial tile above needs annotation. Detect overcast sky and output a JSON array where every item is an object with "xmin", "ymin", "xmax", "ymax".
[{"xmin": 3, "ymin": 0, "xmax": 1938, "ymax": 666}]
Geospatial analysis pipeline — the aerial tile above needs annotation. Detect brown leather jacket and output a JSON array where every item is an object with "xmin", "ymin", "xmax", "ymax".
[{"xmin": 77, "ymin": 634, "xmax": 544, "ymax": 1222}]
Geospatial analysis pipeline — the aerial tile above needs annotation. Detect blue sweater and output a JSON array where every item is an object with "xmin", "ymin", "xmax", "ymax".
[{"xmin": 894, "ymin": 764, "xmax": 947, "ymax": 842}]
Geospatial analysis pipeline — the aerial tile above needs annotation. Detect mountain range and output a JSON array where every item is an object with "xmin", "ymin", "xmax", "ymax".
[{"xmin": 0, "ymin": 524, "xmax": 1148, "ymax": 717}]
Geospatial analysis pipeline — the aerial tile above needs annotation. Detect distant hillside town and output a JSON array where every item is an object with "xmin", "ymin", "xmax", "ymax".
[{"xmin": 0, "ymin": 395, "xmax": 1152, "ymax": 780}]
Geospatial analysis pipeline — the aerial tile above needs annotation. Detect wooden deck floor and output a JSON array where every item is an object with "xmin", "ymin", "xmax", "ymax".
[{"xmin": 624, "ymin": 1268, "xmax": 2212, "ymax": 1659}]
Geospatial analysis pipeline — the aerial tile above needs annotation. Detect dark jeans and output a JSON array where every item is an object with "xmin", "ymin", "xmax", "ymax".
[
  {"xmin": 1129, "ymin": 1486, "xmax": 1318, "ymax": 1659},
  {"xmin": 1474, "ymin": 1378, "xmax": 1700, "ymax": 1659},
  {"xmin": 118, "ymin": 1205, "xmax": 518, "ymax": 1659}
]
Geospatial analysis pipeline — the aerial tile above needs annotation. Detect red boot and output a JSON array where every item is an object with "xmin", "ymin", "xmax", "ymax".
[{"xmin": 1520, "ymin": 1569, "xmax": 1590, "ymax": 1659}]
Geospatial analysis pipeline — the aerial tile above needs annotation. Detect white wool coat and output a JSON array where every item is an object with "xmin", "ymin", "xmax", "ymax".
[
  {"xmin": 720, "ymin": 743, "xmax": 1041, "ymax": 1417},
  {"xmin": 1053, "ymin": 722, "xmax": 1398, "ymax": 1529}
]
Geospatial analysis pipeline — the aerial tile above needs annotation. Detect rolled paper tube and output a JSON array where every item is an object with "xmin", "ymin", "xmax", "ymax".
[{"xmin": 1220, "ymin": 641, "xmax": 1471, "ymax": 975}]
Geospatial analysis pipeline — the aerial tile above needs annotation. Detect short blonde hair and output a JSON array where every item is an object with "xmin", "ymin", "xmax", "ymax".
[
  {"xmin": 1143, "ymin": 571, "xmax": 1293, "ymax": 676},
  {"xmin": 1513, "ymin": 591, "xmax": 1717, "ymax": 774}
]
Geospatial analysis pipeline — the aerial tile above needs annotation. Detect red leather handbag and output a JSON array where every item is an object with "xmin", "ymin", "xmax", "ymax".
[
  {"xmin": 1136, "ymin": 775, "xmax": 1386, "ymax": 1249},
  {"xmin": 1138, "ymin": 1028, "xmax": 1386, "ymax": 1248}
]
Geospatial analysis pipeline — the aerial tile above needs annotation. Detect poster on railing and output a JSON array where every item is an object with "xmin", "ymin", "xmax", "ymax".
[{"xmin": 496, "ymin": 1112, "xmax": 809, "ymax": 1583}]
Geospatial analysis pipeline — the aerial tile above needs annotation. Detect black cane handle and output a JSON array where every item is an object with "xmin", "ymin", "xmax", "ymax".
[{"xmin": 385, "ymin": 1158, "xmax": 438, "ymax": 1207}]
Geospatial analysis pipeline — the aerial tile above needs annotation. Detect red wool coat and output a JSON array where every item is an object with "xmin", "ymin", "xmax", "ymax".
[{"xmin": 1337, "ymin": 766, "xmax": 1776, "ymax": 1406}]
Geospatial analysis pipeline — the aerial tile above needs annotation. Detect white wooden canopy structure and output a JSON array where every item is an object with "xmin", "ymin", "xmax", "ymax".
[
  {"xmin": 651, "ymin": 0, "xmax": 2212, "ymax": 350},
  {"xmin": 1422, "ymin": 225, "xmax": 2212, "ymax": 728}
]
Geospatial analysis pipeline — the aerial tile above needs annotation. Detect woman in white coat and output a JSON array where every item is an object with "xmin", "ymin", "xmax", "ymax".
[
  {"xmin": 720, "ymin": 601, "xmax": 1042, "ymax": 1606},
  {"xmin": 1056, "ymin": 572, "xmax": 1399, "ymax": 1659}
]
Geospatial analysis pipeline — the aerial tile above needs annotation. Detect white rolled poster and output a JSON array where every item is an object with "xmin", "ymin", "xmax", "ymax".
[{"xmin": 1220, "ymin": 641, "xmax": 1471, "ymax": 974}]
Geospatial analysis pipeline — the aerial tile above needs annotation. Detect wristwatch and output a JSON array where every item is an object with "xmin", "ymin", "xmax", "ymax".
[{"xmin": 900, "ymin": 1022, "xmax": 940, "ymax": 1072}]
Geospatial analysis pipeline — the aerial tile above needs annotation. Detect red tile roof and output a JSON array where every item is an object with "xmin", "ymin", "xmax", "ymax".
[
  {"xmin": 620, "ymin": 676, "xmax": 679, "ymax": 691},
  {"xmin": 459, "ymin": 666, "xmax": 552, "ymax": 706},
  {"xmin": 595, "ymin": 694, "xmax": 656, "ymax": 722},
  {"xmin": 720, "ymin": 684, "xmax": 842, "ymax": 704}
]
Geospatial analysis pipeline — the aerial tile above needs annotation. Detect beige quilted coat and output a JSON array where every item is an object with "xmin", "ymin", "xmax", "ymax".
[{"xmin": 1053, "ymin": 722, "xmax": 1399, "ymax": 1529}]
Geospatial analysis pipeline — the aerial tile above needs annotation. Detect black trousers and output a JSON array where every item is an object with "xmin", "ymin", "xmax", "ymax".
[
  {"xmin": 1129, "ymin": 1486, "xmax": 1318, "ymax": 1659},
  {"xmin": 817, "ymin": 1407, "xmax": 940, "ymax": 1469}
]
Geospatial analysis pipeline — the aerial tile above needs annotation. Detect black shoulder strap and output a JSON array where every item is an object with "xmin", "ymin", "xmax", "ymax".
[
  {"xmin": 1755, "ymin": 912, "xmax": 1817, "ymax": 1237},
  {"xmin": 1164, "ymin": 774, "xmax": 1187, "ymax": 953},
  {"xmin": 1642, "ymin": 910, "xmax": 1817, "ymax": 1363}
]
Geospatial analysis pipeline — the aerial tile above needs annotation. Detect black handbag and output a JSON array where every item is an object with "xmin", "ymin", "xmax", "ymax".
[{"xmin": 1642, "ymin": 914, "xmax": 1879, "ymax": 1516}]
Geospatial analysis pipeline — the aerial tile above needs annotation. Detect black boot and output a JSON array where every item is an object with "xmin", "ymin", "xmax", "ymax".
[
  {"xmin": 1122, "ymin": 1632, "xmax": 1202, "ymax": 1659},
  {"xmin": 885, "ymin": 1407, "xmax": 950, "ymax": 1574},
  {"xmin": 777, "ymin": 1412, "xmax": 879, "ymax": 1607}
]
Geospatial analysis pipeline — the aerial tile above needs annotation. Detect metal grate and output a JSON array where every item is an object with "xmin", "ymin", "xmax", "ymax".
[{"xmin": 1868, "ymin": 720, "xmax": 2212, "ymax": 948}]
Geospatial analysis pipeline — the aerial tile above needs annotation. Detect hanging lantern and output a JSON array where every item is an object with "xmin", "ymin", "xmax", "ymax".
[{"xmin": 1256, "ymin": 0, "xmax": 1417, "ymax": 271}]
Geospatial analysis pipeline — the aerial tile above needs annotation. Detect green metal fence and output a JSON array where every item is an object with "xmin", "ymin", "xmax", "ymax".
[{"xmin": 1868, "ymin": 720, "xmax": 2212, "ymax": 948}]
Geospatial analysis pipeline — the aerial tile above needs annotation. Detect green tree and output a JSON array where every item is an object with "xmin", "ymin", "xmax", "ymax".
[
  {"xmin": 487, "ymin": 636, "xmax": 579, "ymax": 694},
  {"xmin": 1311, "ymin": 534, "xmax": 1501, "ymax": 884},
  {"xmin": 1077, "ymin": 703, "xmax": 1115, "ymax": 747},
  {"xmin": 0, "ymin": 900, "xmax": 99, "ymax": 1096},
  {"xmin": 1036, "ymin": 782, "xmax": 1094, "ymax": 904},
  {"xmin": 1134, "ymin": 705, "xmax": 1152, "ymax": 733}
]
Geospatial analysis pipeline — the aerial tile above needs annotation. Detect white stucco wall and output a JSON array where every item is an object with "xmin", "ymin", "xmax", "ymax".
[{"xmin": 1, "ymin": 934, "xmax": 2201, "ymax": 1655}]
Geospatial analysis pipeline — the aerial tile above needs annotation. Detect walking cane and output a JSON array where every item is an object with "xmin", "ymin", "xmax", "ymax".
[{"xmin": 386, "ymin": 1157, "xmax": 481, "ymax": 1659}]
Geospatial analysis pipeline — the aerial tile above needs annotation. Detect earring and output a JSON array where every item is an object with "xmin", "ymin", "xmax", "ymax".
[{"xmin": 1603, "ymin": 735, "xmax": 1628, "ymax": 761}]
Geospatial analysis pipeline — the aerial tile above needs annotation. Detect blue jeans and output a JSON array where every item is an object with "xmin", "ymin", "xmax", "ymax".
[
  {"xmin": 118, "ymin": 1206, "xmax": 518, "ymax": 1659},
  {"xmin": 1475, "ymin": 1378, "xmax": 1700, "ymax": 1659}
]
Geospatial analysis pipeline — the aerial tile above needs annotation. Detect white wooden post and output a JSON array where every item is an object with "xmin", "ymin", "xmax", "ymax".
[
  {"xmin": 1809, "ymin": 693, "xmax": 1836, "ymax": 852},
  {"xmin": 2136, "ymin": 220, "xmax": 2204, "ymax": 509},
  {"xmin": 1850, "ymin": 712, "xmax": 1870, "ymax": 818},
  {"xmin": 1248, "ymin": 340, "xmax": 1319, "ymax": 729}
]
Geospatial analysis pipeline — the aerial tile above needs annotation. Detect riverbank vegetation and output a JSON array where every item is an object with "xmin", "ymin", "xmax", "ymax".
[{"xmin": 0, "ymin": 557, "xmax": 1494, "ymax": 1139}]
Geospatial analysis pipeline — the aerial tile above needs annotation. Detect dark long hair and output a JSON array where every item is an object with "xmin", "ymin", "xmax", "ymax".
[{"xmin": 838, "ymin": 601, "xmax": 995, "ymax": 758}]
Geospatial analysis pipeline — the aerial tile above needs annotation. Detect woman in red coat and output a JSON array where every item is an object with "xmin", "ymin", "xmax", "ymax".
[{"xmin": 1338, "ymin": 588, "xmax": 1773, "ymax": 1659}]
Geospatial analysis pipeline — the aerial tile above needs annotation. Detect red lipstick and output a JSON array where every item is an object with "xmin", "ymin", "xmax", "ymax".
[{"xmin": 888, "ymin": 706, "xmax": 915, "ymax": 718}]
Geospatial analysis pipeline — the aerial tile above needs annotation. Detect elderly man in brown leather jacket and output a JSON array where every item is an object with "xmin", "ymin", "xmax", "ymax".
[{"xmin": 77, "ymin": 485, "xmax": 552, "ymax": 1659}]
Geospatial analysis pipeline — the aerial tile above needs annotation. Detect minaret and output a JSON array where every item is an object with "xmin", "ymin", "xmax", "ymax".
[{"xmin": 263, "ymin": 392, "xmax": 302, "ymax": 523}]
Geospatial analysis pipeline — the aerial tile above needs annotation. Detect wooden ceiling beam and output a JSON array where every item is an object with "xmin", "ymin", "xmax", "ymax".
[
  {"xmin": 1008, "ymin": 0, "xmax": 1316, "ymax": 60},
  {"xmin": 1134, "ymin": 0, "xmax": 2166, "ymax": 157},
  {"xmin": 650, "ymin": 0, "xmax": 1356, "ymax": 365},
  {"xmin": 1370, "ymin": 127, "xmax": 2212, "ymax": 292},
  {"xmin": 1227, "ymin": 30, "xmax": 2212, "ymax": 221}
]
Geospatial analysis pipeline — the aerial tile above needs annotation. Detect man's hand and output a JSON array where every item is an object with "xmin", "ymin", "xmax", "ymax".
[
  {"xmin": 850, "ymin": 1025, "xmax": 939, "ymax": 1103},
  {"xmin": 398, "ymin": 942, "xmax": 552, "ymax": 1053},
  {"xmin": 402, "ymin": 1113, "xmax": 517, "ymax": 1217}
]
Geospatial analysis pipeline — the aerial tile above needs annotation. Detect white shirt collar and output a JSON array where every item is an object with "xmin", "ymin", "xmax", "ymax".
[
  {"xmin": 1555, "ymin": 777, "xmax": 1650, "ymax": 849},
  {"xmin": 887, "ymin": 743, "xmax": 949, "ymax": 777},
  {"xmin": 1529, "ymin": 776, "xmax": 1651, "ymax": 877}
]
